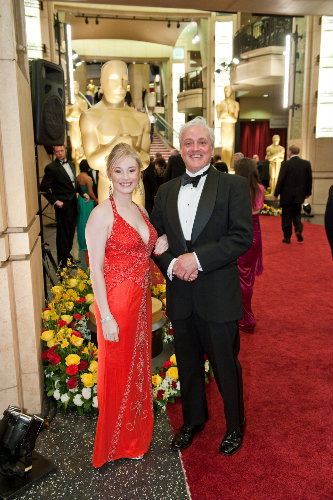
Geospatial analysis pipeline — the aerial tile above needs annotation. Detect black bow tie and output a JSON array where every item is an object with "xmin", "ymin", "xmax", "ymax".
[
  {"xmin": 60, "ymin": 160, "xmax": 67, "ymax": 165},
  {"xmin": 181, "ymin": 170, "xmax": 208, "ymax": 188}
]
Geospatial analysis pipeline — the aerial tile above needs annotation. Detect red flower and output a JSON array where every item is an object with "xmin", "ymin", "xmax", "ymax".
[
  {"xmin": 159, "ymin": 371, "xmax": 166, "ymax": 379},
  {"xmin": 67, "ymin": 377, "xmax": 78, "ymax": 389},
  {"xmin": 68, "ymin": 322, "xmax": 75, "ymax": 328},
  {"xmin": 41, "ymin": 329, "xmax": 47, "ymax": 333},
  {"xmin": 169, "ymin": 328, "xmax": 174, "ymax": 336},
  {"xmin": 93, "ymin": 350, "xmax": 98, "ymax": 358},
  {"xmin": 74, "ymin": 313, "xmax": 82, "ymax": 320},
  {"xmin": 171, "ymin": 381, "xmax": 177, "ymax": 389},
  {"xmin": 163, "ymin": 360, "xmax": 173, "ymax": 369},
  {"xmin": 49, "ymin": 353, "xmax": 61, "ymax": 365},
  {"xmin": 43, "ymin": 307, "xmax": 51, "ymax": 312},
  {"xmin": 78, "ymin": 360, "xmax": 88, "ymax": 371},
  {"xmin": 42, "ymin": 350, "xmax": 49, "ymax": 361},
  {"xmin": 56, "ymin": 320, "xmax": 67, "ymax": 328},
  {"xmin": 71, "ymin": 331, "xmax": 82, "ymax": 338},
  {"xmin": 66, "ymin": 364, "xmax": 78, "ymax": 375},
  {"xmin": 157, "ymin": 390, "xmax": 165, "ymax": 400},
  {"xmin": 47, "ymin": 346, "xmax": 57, "ymax": 359},
  {"xmin": 76, "ymin": 297, "xmax": 86, "ymax": 303},
  {"xmin": 203, "ymin": 353, "xmax": 208, "ymax": 361},
  {"xmin": 87, "ymin": 312, "xmax": 90, "ymax": 318}
]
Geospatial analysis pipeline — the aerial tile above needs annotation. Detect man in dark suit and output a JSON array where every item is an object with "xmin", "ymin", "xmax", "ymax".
[
  {"xmin": 40, "ymin": 145, "xmax": 89, "ymax": 268},
  {"xmin": 163, "ymin": 149, "xmax": 186, "ymax": 182},
  {"xmin": 274, "ymin": 144, "xmax": 312, "ymax": 243},
  {"xmin": 151, "ymin": 117, "xmax": 253, "ymax": 456}
]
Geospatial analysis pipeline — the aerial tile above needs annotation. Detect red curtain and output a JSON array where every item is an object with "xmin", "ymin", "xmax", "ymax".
[{"xmin": 239, "ymin": 121, "xmax": 287, "ymax": 162}]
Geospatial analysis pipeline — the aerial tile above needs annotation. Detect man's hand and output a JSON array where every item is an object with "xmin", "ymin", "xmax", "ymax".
[
  {"xmin": 55, "ymin": 200, "xmax": 64, "ymax": 208},
  {"xmin": 173, "ymin": 253, "xmax": 198, "ymax": 281},
  {"xmin": 84, "ymin": 193, "xmax": 90, "ymax": 203}
]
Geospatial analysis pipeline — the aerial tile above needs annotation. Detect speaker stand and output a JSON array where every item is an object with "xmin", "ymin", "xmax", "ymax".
[{"xmin": 0, "ymin": 451, "xmax": 56, "ymax": 499}]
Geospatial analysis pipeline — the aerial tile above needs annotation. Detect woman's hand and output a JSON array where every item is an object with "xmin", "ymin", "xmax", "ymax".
[
  {"xmin": 102, "ymin": 317, "xmax": 119, "ymax": 342},
  {"xmin": 154, "ymin": 234, "xmax": 168, "ymax": 255}
]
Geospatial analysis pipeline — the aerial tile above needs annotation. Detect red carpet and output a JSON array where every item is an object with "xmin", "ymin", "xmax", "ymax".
[{"xmin": 167, "ymin": 216, "xmax": 333, "ymax": 500}]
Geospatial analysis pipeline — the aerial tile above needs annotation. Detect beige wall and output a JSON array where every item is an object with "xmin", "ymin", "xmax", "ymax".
[{"xmin": 0, "ymin": 0, "xmax": 44, "ymax": 414}]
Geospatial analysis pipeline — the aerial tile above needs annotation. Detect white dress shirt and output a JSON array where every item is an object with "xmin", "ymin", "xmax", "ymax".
[
  {"xmin": 61, "ymin": 161, "xmax": 75, "ymax": 185},
  {"xmin": 167, "ymin": 164, "xmax": 210, "ymax": 279}
]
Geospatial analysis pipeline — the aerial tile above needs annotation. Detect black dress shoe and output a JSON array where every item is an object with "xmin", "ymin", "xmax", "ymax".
[
  {"xmin": 171, "ymin": 423, "xmax": 205, "ymax": 450},
  {"xmin": 296, "ymin": 232, "xmax": 303, "ymax": 242},
  {"xmin": 219, "ymin": 427, "xmax": 243, "ymax": 456},
  {"xmin": 282, "ymin": 237, "xmax": 291, "ymax": 243}
]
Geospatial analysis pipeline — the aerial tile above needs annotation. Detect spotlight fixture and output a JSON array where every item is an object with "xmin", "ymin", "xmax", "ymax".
[
  {"xmin": 232, "ymin": 57, "xmax": 239, "ymax": 65},
  {"xmin": 85, "ymin": 17, "xmax": 88, "ymax": 24},
  {"xmin": 167, "ymin": 20, "xmax": 171, "ymax": 28},
  {"xmin": 263, "ymin": 94, "xmax": 269, "ymax": 97},
  {"xmin": 177, "ymin": 21, "xmax": 180, "ymax": 28},
  {"xmin": 95, "ymin": 17, "xmax": 99, "ymax": 25}
]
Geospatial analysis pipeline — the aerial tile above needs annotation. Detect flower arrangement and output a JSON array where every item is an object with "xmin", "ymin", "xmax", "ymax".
[
  {"xmin": 41, "ymin": 267, "xmax": 98, "ymax": 415},
  {"xmin": 152, "ymin": 353, "xmax": 214, "ymax": 410},
  {"xmin": 260, "ymin": 203, "xmax": 282, "ymax": 216},
  {"xmin": 150, "ymin": 277, "xmax": 174, "ymax": 344}
]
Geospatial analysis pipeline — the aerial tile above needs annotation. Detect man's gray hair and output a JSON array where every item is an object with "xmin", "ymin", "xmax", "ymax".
[
  {"xmin": 234, "ymin": 152, "xmax": 244, "ymax": 161},
  {"xmin": 179, "ymin": 117, "xmax": 215, "ymax": 147}
]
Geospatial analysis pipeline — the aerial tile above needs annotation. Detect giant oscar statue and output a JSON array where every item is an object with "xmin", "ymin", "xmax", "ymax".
[
  {"xmin": 65, "ymin": 81, "xmax": 88, "ymax": 171},
  {"xmin": 80, "ymin": 60, "xmax": 151, "ymax": 204},
  {"xmin": 216, "ymin": 85, "xmax": 239, "ymax": 170},
  {"xmin": 266, "ymin": 135, "xmax": 285, "ymax": 194}
]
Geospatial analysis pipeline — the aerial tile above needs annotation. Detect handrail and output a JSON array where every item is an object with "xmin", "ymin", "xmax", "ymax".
[
  {"xmin": 179, "ymin": 69, "xmax": 203, "ymax": 92},
  {"xmin": 154, "ymin": 112, "xmax": 179, "ymax": 148},
  {"xmin": 78, "ymin": 91, "xmax": 92, "ymax": 107}
]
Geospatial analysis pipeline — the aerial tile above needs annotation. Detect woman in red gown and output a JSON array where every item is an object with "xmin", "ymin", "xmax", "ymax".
[
  {"xmin": 235, "ymin": 158, "xmax": 265, "ymax": 334},
  {"xmin": 86, "ymin": 143, "xmax": 167, "ymax": 467}
]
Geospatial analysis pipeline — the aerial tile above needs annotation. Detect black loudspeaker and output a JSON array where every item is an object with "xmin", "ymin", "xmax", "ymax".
[{"xmin": 30, "ymin": 59, "xmax": 65, "ymax": 147}]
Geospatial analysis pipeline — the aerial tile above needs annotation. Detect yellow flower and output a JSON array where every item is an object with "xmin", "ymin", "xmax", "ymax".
[
  {"xmin": 87, "ymin": 279, "xmax": 91, "ymax": 285},
  {"xmin": 68, "ymin": 278, "xmax": 78, "ymax": 288},
  {"xmin": 71, "ymin": 335, "xmax": 84, "ymax": 347},
  {"xmin": 50, "ymin": 309, "xmax": 59, "ymax": 321},
  {"xmin": 65, "ymin": 354, "xmax": 80, "ymax": 366},
  {"xmin": 82, "ymin": 346, "xmax": 89, "ymax": 355},
  {"xmin": 92, "ymin": 372, "xmax": 97, "ymax": 384},
  {"xmin": 166, "ymin": 367, "xmax": 178, "ymax": 380},
  {"xmin": 152, "ymin": 374, "xmax": 162, "ymax": 387},
  {"xmin": 47, "ymin": 339, "xmax": 56, "ymax": 348},
  {"xmin": 65, "ymin": 301, "xmax": 74, "ymax": 311},
  {"xmin": 88, "ymin": 360, "xmax": 98, "ymax": 373},
  {"xmin": 61, "ymin": 315, "xmax": 73, "ymax": 325},
  {"xmin": 41, "ymin": 330, "xmax": 54, "ymax": 342},
  {"xmin": 81, "ymin": 373, "xmax": 94, "ymax": 387},
  {"xmin": 41, "ymin": 310, "xmax": 51, "ymax": 321},
  {"xmin": 169, "ymin": 354, "xmax": 176, "ymax": 365},
  {"xmin": 162, "ymin": 298, "xmax": 166, "ymax": 307},
  {"xmin": 62, "ymin": 293, "xmax": 69, "ymax": 301},
  {"xmin": 61, "ymin": 339, "xmax": 69, "ymax": 348},
  {"xmin": 51, "ymin": 285, "xmax": 63, "ymax": 295},
  {"xmin": 157, "ymin": 283, "xmax": 166, "ymax": 293},
  {"xmin": 85, "ymin": 293, "xmax": 94, "ymax": 304},
  {"xmin": 78, "ymin": 282, "xmax": 86, "ymax": 292}
]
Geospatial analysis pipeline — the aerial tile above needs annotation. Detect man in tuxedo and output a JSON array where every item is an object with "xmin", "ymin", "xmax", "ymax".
[
  {"xmin": 40, "ymin": 145, "xmax": 89, "ymax": 268},
  {"xmin": 274, "ymin": 144, "xmax": 312, "ymax": 243},
  {"xmin": 163, "ymin": 149, "xmax": 186, "ymax": 182},
  {"xmin": 151, "ymin": 117, "xmax": 253, "ymax": 456}
]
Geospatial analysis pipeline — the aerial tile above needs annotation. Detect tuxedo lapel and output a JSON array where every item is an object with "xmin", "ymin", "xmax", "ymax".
[
  {"xmin": 191, "ymin": 167, "xmax": 219, "ymax": 244},
  {"xmin": 58, "ymin": 160, "xmax": 75, "ymax": 187},
  {"xmin": 166, "ymin": 177, "xmax": 187, "ymax": 248}
]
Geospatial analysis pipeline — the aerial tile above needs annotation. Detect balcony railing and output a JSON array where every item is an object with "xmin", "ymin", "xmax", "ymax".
[
  {"xmin": 179, "ymin": 70, "xmax": 203, "ymax": 92},
  {"xmin": 233, "ymin": 17, "xmax": 292, "ymax": 59}
]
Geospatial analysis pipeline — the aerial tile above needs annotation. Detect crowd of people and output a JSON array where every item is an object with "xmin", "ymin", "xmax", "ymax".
[{"xmin": 40, "ymin": 115, "xmax": 333, "ymax": 471}]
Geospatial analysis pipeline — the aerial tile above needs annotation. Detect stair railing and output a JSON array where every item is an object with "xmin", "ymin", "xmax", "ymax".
[{"xmin": 154, "ymin": 112, "xmax": 179, "ymax": 149}]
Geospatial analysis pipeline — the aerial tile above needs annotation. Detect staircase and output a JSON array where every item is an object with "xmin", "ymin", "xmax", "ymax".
[{"xmin": 150, "ymin": 133, "xmax": 172, "ymax": 161}]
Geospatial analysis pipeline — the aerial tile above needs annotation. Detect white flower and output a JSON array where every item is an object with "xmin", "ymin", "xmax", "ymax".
[
  {"xmin": 73, "ymin": 394, "xmax": 83, "ymax": 406},
  {"xmin": 60, "ymin": 393, "xmax": 70, "ymax": 403},
  {"xmin": 92, "ymin": 396, "xmax": 98, "ymax": 408},
  {"xmin": 82, "ymin": 387, "xmax": 91, "ymax": 400},
  {"xmin": 53, "ymin": 389, "xmax": 60, "ymax": 400},
  {"xmin": 204, "ymin": 360, "xmax": 210, "ymax": 372},
  {"xmin": 69, "ymin": 387, "xmax": 78, "ymax": 393},
  {"xmin": 93, "ymin": 385, "xmax": 97, "ymax": 394}
]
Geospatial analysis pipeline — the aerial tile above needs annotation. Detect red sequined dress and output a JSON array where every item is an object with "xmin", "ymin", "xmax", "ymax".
[{"xmin": 92, "ymin": 197, "xmax": 157, "ymax": 467}]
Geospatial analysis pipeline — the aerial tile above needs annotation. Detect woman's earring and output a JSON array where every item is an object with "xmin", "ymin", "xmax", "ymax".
[{"xmin": 109, "ymin": 182, "xmax": 113, "ymax": 197}]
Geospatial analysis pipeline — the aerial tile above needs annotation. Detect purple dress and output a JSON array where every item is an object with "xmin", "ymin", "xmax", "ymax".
[{"xmin": 238, "ymin": 184, "xmax": 265, "ymax": 333}]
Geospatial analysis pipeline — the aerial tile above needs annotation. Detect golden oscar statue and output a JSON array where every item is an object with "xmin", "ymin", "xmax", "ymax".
[
  {"xmin": 216, "ymin": 85, "xmax": 239, "ymax": 170},
  {"xmin": 80, "ymin": 60, "xmax": 151, "ymax": 204},
  {"xmin": 266, "ymin": 135, "xmax": 285, "ymax": 194},
  {"xmin": 65, "ymin": 81, "xmax": 88, "ymax": 171}
]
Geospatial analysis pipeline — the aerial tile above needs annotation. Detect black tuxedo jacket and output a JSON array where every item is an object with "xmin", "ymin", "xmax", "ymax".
[
  {"xmin": 274, "ymin": 155, "xmax": 312, "ymax": 204},
  {"xmin": 151, "ymin": 167, "xmax": 253, "ymax": 323},
  {"xmin": 40, "ymin": 159, "xmax": 85, "ymax": 208}
]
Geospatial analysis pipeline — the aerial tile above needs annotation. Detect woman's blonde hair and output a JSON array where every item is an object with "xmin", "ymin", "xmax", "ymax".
[{"xmin": 105, "ymin": 143, "xmax": 142, "ymax": 179}]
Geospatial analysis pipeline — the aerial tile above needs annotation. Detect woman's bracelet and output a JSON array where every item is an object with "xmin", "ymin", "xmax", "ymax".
[{"xmin": 101, "ymin": 315, "xmax": 113, "ymax": 323}]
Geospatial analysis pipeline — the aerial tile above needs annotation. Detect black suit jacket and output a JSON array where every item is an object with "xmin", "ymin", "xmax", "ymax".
[
  {"xmin": 164, "ymin": 154, "xmax": 186, "ymax": 182},
  {"xmin": 325, "ymin": 185, "xmax": 333, "ymax": 255},
  {"xmin": 151, "ymin": 167, "xmax": 253, "ymax": 323},
  {"xmin": 40, "ymin": 159, "xmax": 85, "ymax": 208},
  {"xmin": 274, "ymin": 155, "xmax": 312, "ymax": 204}
]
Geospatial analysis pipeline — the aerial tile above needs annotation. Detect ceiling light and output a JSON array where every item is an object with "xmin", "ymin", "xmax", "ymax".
[
  {"xmin": 192, "ymin": 34, "xmax": 200, "ymax": 44},
  {"xmin": 232, "ymin": 57, "xmax": 239, "ymax": 65},
  {"xmin": 263, "ymin": 94, "xmax": 269, "ymax": 97}
]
